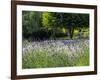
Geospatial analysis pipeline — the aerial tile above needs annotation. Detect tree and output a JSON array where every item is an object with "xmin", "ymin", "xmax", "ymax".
[
  {"xmin": 57, "ymin": 13, "xmax": 89, "ymax": 39},
  {"xmin": 42, "ymin": 12, "xmax": 89, "ymax": 39},
  {"xmin": 42, "ymin": 12, "xmax": 57, "ymax": 38},
  {"xmin": 23, "ymin": 11, "xmax": 89, "ymax": 40},
  {"xmin": 22, "ymin": 11, "xmax": 42, "ymax": 38}
]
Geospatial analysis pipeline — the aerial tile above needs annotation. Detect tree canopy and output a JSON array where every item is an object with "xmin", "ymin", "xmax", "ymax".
[{"xmin": 22, "ymin": 11, "xmax": 89, "ymax": 40}]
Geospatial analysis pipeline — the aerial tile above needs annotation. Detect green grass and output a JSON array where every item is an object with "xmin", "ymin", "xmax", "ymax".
[
  {"xmin": 77, "ymin": 47, "xmax": 89, "ymax": 66},
  {"xmin": 22, "ymin": 45, "xmax": 89, "ymax": 69},
  {"xmin": 23, "ymin": 50, "xmax": 70, "ymax": 68}
]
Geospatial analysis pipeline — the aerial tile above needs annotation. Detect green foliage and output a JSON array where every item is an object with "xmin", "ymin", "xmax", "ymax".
[
  {"xmin": 22, "ymin": 11, "xmax": 89, "ymax": 39},
  {"xmin": 22, "ymin": 11, "xmax": 42, "ymax": 38},
  {"xmin": 22, "ymin": 40, "xmax": 89, "ymax": 68},
  {"xmin": 42, "ymin": 12, "xmax": 56, "ymax": 29},
  {"xmin": 77, "ymin": 45, "xmax": 89, "ymax": 66}
]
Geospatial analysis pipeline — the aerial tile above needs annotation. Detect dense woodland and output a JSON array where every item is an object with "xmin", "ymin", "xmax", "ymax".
[{"xmin": 22, "ymin": 11, "xmax": 89, "ymax": 41}]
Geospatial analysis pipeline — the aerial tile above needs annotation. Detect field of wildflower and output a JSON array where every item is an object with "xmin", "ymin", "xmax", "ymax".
[{"xmin": 22, "ymin": 39, "xmax": 89, "ymax": 69}]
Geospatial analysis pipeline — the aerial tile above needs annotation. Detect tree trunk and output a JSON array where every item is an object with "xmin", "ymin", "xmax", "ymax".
[
  {"xmin": 68, "ymin": 27, "xmax": 74, "ymax": 39},
  {"xmin": 70, "ymin": 27, "xmax": 74, "ymax": 39}
]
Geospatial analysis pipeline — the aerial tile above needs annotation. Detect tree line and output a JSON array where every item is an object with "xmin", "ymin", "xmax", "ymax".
[{"xmin": 22, "ymin": 11, "xmax": 89, "ymax": 40}]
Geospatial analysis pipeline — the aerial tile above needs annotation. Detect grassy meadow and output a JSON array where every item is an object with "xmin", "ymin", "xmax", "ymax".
[{"xmin": 22, "ymin": 39, "xmax": 89, "ymax": 68}]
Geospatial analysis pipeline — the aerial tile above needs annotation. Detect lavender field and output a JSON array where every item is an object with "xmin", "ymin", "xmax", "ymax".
[
  {"xmin": 22, "ymin": 39, "xmax": 89, "ymax": 69},
  {"xmin": 22, "ymin": 11, "xmax": 89, "ymax": 69}
]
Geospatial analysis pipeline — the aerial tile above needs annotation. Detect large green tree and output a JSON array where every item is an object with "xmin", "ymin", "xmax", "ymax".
[
  {"xmin": 42, "ymin": 12, "xmax": 89, "ymax": 39},
  {"xmin": 22, "ymin": 11, "xmax": 42, "ymax": 38}
]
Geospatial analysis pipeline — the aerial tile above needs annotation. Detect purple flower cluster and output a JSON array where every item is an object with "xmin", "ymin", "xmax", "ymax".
[{"xmin": 23, "ymin": 39, "xmax": 89, "ymax": 57}]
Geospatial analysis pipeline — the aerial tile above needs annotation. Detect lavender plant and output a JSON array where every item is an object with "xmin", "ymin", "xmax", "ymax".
[{"xmin": 22, "ymin": 39, "xmax": 89, "ymax": 69}]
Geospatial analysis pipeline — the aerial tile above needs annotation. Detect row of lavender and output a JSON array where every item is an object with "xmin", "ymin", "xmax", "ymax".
[{"xmin": 22, "ymin": 39, "xmax": 89, "ymax": 68}]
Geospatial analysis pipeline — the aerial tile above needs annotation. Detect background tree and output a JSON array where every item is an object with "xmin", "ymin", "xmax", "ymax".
[
  {"xmin": 42, "ymin": 12, "xmax": 89, "ymax": 39},
  {"xmin": 22, "ymin": 11, "xmax": 42, "ymax": 39},
  {"xmin": 22, "ymin": 11, "xmax": 89, "ymax": 40}
]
